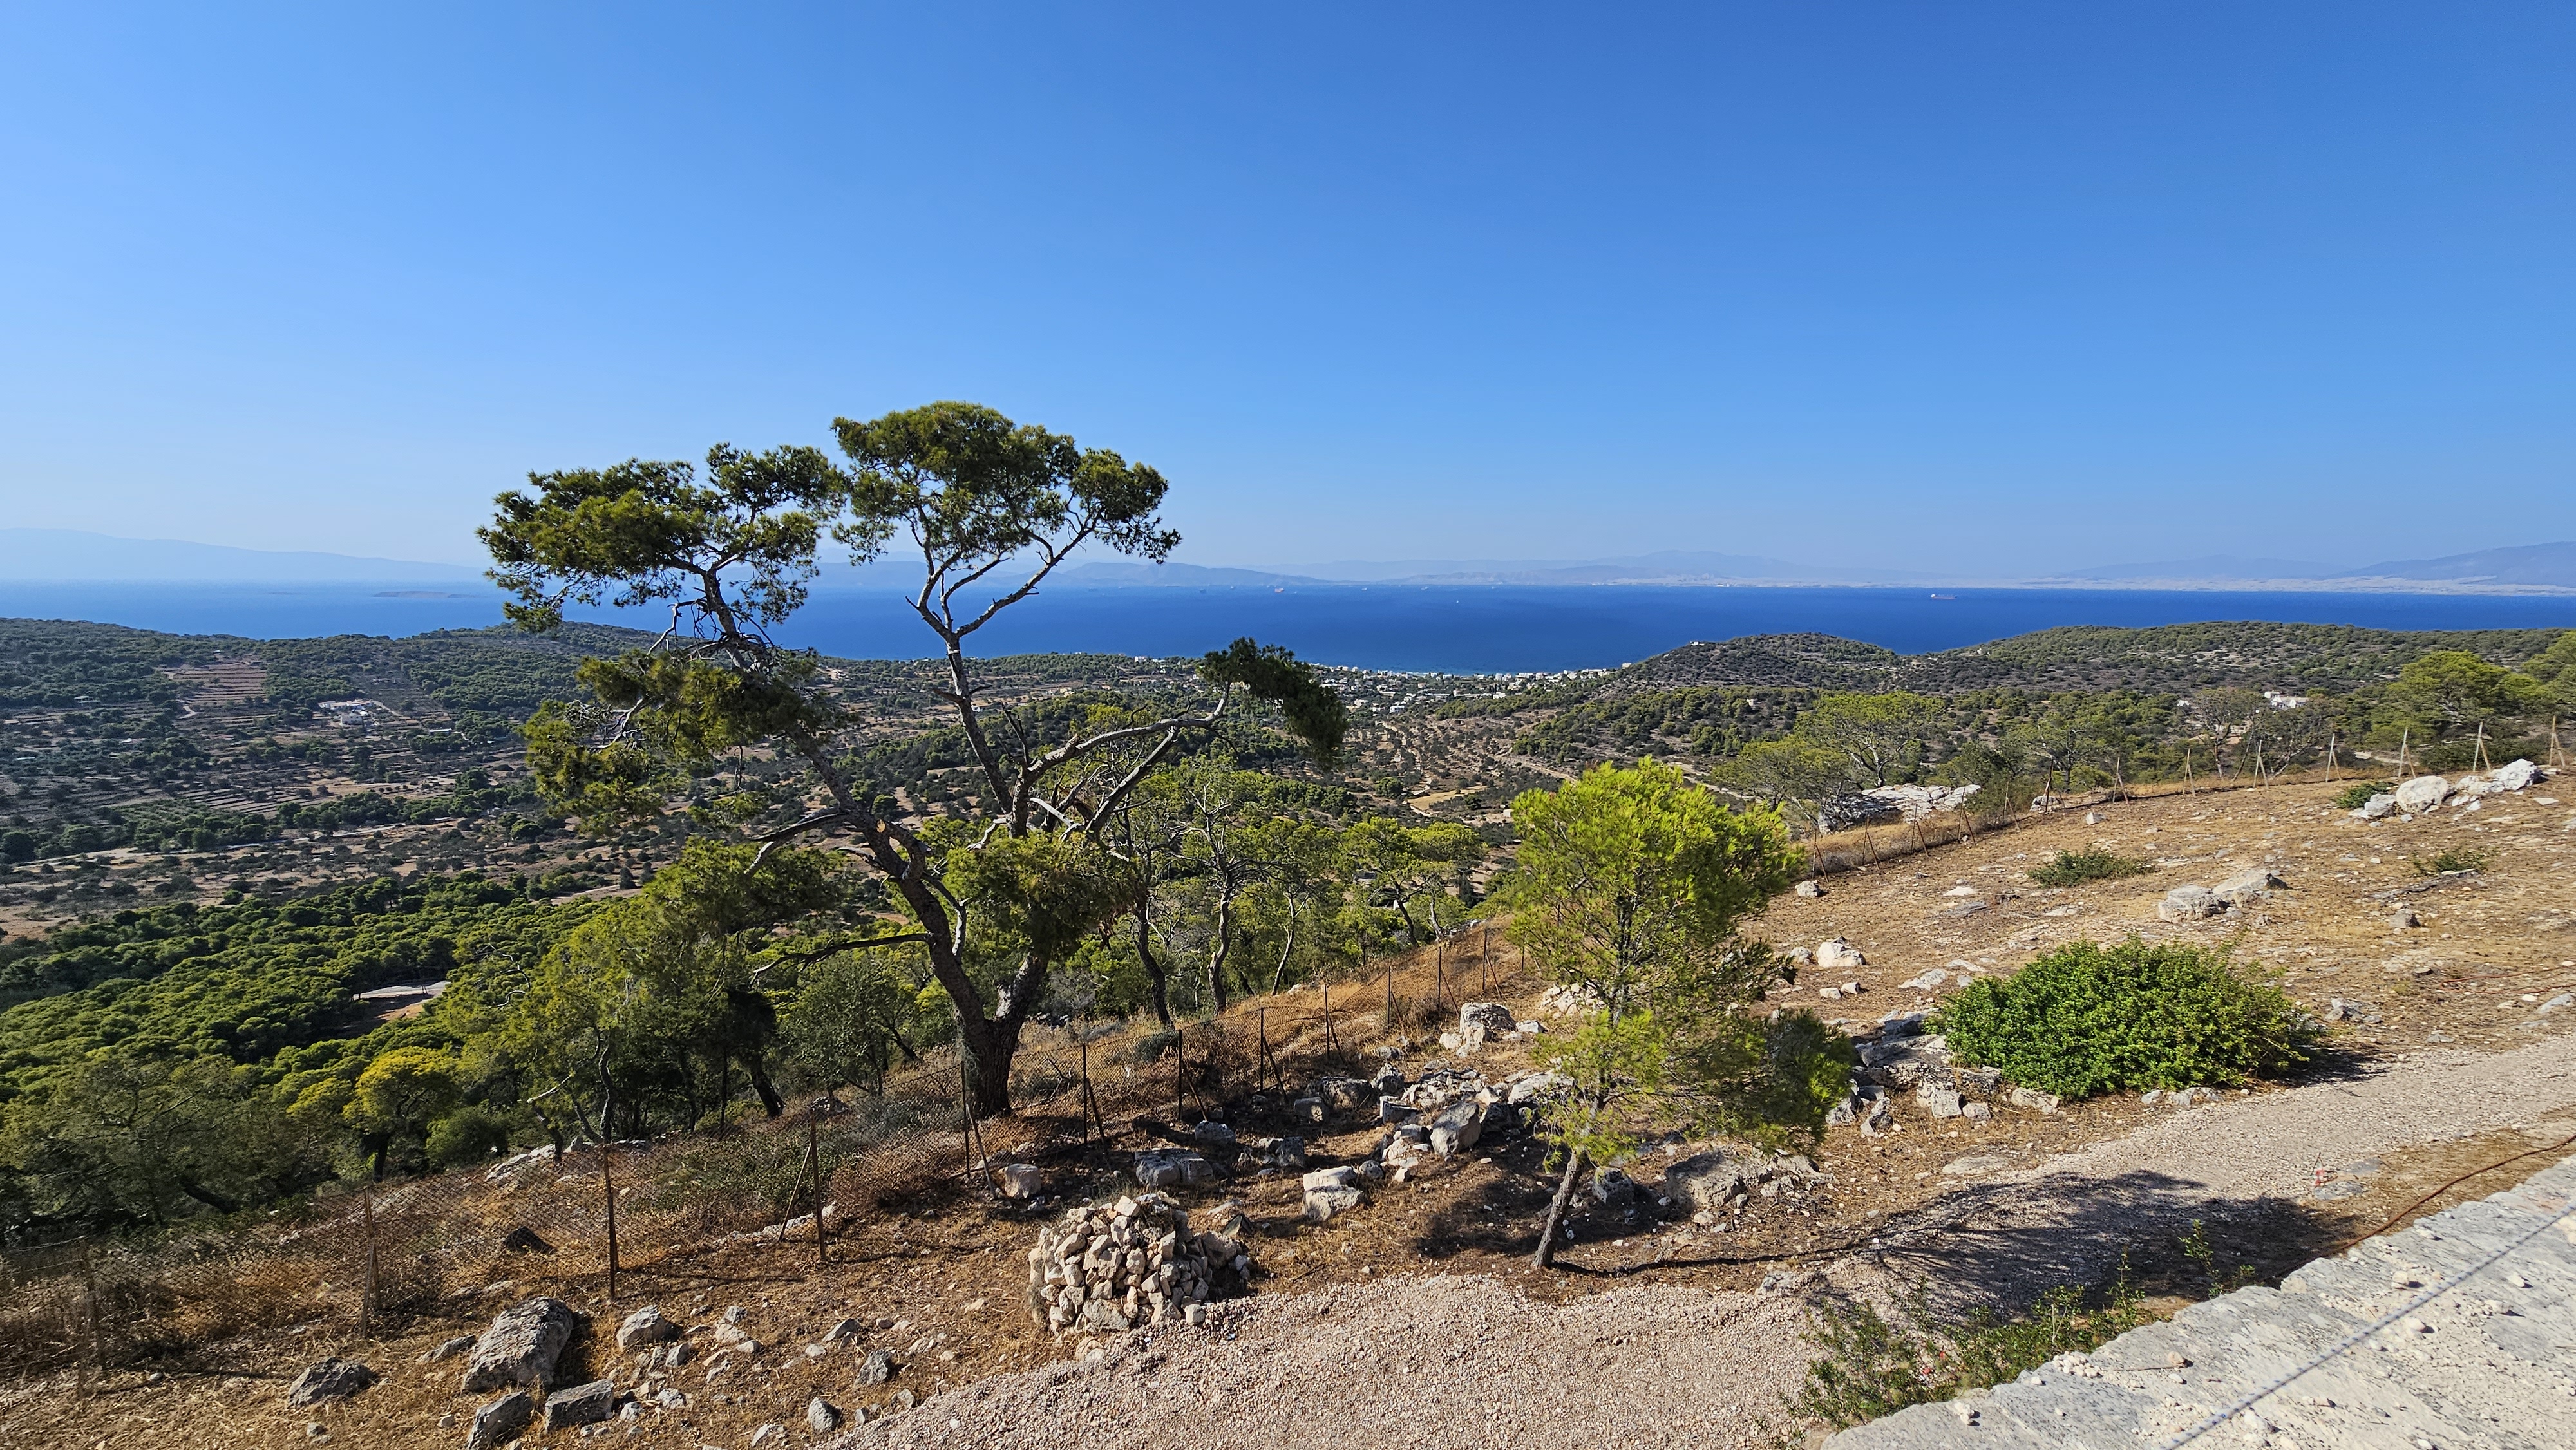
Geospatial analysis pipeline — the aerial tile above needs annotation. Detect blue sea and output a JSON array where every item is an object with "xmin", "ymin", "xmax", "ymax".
[{"xmin": 5, "ymin": 579, "xmax": 2576, "ymax": 673}]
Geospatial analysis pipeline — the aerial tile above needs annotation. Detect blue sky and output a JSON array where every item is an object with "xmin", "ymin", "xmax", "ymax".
[{"xmin": 2, "ymin": 4, "xmax": 2571, "ymax": 574}]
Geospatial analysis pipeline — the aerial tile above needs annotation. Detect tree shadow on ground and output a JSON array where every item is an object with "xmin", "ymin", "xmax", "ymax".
[{"xmin": 1841, "ymin": 1167, "xmax": 2350, "ymax": 1314}]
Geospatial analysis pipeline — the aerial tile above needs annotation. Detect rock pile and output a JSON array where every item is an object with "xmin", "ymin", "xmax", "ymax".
[
  {"xmin": 1026, "ymin": 1192, "xmax": 1253, "ymax": 1335},
  {"xmin": 2360, "ymin": 762, "xmax": 2550, "ymax": 820}
]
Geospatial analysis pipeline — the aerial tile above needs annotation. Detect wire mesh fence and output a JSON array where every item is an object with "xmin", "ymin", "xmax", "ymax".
[{"xmin": 0, "ymin": 939, "xmax": 1513, "ymax": 1388}]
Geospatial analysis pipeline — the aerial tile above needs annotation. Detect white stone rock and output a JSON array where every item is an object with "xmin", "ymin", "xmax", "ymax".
[
  {"xmin": 1815, "ymin": 938, "xmax": 1868, "ymax": 972},
  {"xmin": 2394, "ymin": 775, "xmax": 2452, "ymax": 814},
  {"xmin": 2351, "ymin": 793, "xmax": 2398, "ymax": 820},
  {"xmin": 998, "ymin": 1163, "xmax": 1044, "ymax": 1198}
]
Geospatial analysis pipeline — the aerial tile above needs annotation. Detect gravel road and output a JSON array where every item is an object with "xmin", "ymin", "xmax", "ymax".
[{"xmin": 831, "ymin": 1030, "xmax": 2576, "ymax": 1450}]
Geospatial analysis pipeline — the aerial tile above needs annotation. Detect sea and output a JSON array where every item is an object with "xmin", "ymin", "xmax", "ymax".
[{"xmin": 6, "ymin": 579, "xmax": 2576, "ymax": 675}]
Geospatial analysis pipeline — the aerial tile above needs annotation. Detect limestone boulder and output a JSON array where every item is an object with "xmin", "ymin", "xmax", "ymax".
[
  {"xmin": 2393, "ymin": 775, "xmax": 2451, "ymax": 814},
  {"xmin": 2211, "ymin": 868, "xmax": 2285, "ymax": 906},
  {"xmin": 614, "ymin": 1306, "xmax": 679, "ymax": 1350},
  {"xmin": 2490, "ymin": 758, "xmax": 2540, "ymax": 791},
  {"xmin": 1665, "ymin": 1152, "xmax": 1751, "ymax": 1213},
  {"xmin": 2350, "ymin": 793, "xmax": 2398, "ymax": 820},
  {"xmin": 2157, "ymin": 885, "xmax": 2223, "ymax": 922},
  {"xmin": 542, "ymin": 1380, "xmax": 616, "ymax": 1431},
  {"xmin": 1458, "ymin": 1002, "xmax": 1517, "ymax": 1039},
  {"xmin": 1427, "ymin": 1100, "xmax": 1484, "ymax": 1158},
  {"xmin": 1815, "ymin": 938, "xmax": 1867, "ymax": 972},
  {"xmin": 1303, "ymin": 1186, "xmax": 1365, "ymax": 1221},
  {"xmin": 465, "ymin": 1391, "xmax": 534, "ymax": 1450},
  {"xmin": 459, "ymin": 1296, "xmax": 583, "ymax": 1394},
  {"xmin": 1132, "ymin": 1149, "xmax": 1216, "ymax": 1191}
]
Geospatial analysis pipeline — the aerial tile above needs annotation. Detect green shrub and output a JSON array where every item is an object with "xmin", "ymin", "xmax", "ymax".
[
  {"xmin": 2027, "ymin": 849, "xmax": 2153, "ymax": 887},
  {"xmin": 1787, "ymin": 1272, "xmax": 2150, "ymax": 1431},
  {"xmin": 2410, "ymin": 847, "xmax": 2491, "ymax": 877},
  {"xmin": 2333, "ymin": 780, "xmax": 2393, "ymax": 810},
  {"xmin": 1931, "ymin": 938, "xmax": 2317, "ymax": 1098},
  {"xmin": 425, "ymin": 1106, "xmax": 515, "ymax": 1169}
]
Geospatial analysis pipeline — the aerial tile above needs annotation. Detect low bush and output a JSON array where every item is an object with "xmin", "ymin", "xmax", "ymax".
[
  {"xmin": 2411, "ymin": 847, "xmax": 2492, "ymax": 877},
  {"xmin": 2027, "ymin": 849, "xmax": 2154, "ymax": 887},
  {"xmin": 1786, "ymin": 1272, "xmax": 2150, "ymax": 1432},
  {"xmin": 2333, "ymin": 780, "xmax": 2394, "ymax": 810},
  {"xmin": 1932, "ymin": 938, "xmax": 2317, "ymax": 1098}
]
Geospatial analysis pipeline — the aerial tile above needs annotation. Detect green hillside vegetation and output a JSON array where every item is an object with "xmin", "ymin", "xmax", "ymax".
[{"xmin": 1, "ymin": 595, "xmax": 2570, "ymax": 1236}]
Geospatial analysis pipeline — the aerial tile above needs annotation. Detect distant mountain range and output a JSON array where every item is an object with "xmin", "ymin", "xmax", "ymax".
[
  {"xmin": 0, "ymin": 529, "xmax": 481, "ymax": 583},
  {"xmin": 1070, "ymin": 542, "xmax": 2576, "ymax": 592},
  {"xmin": 8, "ymin": 529, "xmax": 2575, "ymax": 594},
  {"xmin": 2050, "ymin": 541, "xmax": 2576, "ymax": 591}
]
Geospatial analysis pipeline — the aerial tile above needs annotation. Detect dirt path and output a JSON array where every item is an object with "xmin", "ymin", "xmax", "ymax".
[
  {"xmin": 835, "ymin": 1030, "xmax": 2576, "ymax": 1450},
  {"xmin": 1840, "ymin": 1028, "xmax": 2576, "ymax": 1317}
]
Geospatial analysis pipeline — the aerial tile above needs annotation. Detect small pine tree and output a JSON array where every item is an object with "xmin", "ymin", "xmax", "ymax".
[{"xmin": 1499, "ymin": 760, "xmax": 1850, "ymax": 1268}]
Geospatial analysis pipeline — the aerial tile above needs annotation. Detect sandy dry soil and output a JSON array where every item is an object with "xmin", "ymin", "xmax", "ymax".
[{"xmin": 12, "ymin": 777, "xmax": 2576, "ymax": 1450}]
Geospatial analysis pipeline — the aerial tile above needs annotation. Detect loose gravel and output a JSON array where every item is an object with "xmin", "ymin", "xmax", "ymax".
[{"xmin": 833, "ymin": 1272, "xmax": 1812, "ymax": 1450}]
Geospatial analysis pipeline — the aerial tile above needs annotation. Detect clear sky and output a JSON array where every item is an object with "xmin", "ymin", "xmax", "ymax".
[{"xmin": 3, "ymin": 4, "xmax": 2571, "ymax": 574}]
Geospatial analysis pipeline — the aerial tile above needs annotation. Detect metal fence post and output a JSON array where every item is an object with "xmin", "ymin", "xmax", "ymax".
[
  {"xmin": 360, "ymin": 1189, "xmax": 381, "ymax": 1336},
  {"xmin": 1080, "ymin": 1039, "xmax": 1104, "ymax": 1146},
  {"xmin": 601, "ymin": 1145, "xmax": 620, "ymax": 1304},
  {"xmin": 808, "ymin": 1114, "xmax": 828, "ymax": 1270},
  {"xmin": 78, "ymin": 1238, "xmax": 102, "ymax": 1395}
]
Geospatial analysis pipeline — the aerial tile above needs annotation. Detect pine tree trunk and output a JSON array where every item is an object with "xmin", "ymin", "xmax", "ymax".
[
  {"xmin": 1136, "ymin": 907, "xmax": 1175, "ymax": 1028},
  {"xmin": 1531, "ymin": 1149, "xmax": 1588, "ymax": 1269}
]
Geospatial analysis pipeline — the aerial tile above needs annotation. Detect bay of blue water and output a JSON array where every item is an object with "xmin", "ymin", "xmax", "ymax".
[{"xmin": 5, "ymin": 579, "xmax": 2575, "ymax": 673}]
